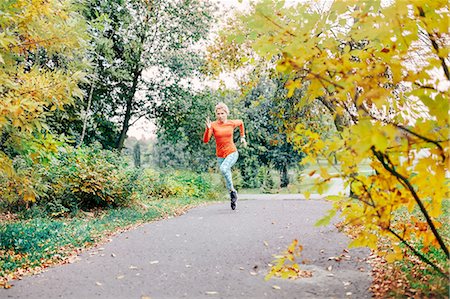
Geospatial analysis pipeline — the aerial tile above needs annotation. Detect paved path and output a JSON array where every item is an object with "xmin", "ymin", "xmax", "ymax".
[{"xmin": 1, "ymin": 196, "xmax": 372, "ymax": 299}]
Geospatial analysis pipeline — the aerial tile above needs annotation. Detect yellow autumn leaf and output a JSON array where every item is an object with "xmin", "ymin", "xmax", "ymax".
[
  {"xmin": 285, "ymin": 79, "xmax": 301, "ymax": 98},
  {"xmin": 385, "ymin": 252, "xmax": 403, "ymax": 263}
]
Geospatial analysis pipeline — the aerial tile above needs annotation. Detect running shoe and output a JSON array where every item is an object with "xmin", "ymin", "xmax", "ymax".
[{"xmin": 230, "ymin": 190, "xmax": 237, "ymax": 210}]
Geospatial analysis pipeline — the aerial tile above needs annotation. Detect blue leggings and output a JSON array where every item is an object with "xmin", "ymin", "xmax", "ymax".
[{"xmin": 217, "ymin": 151, "xmax": 239, "ymax": 191}]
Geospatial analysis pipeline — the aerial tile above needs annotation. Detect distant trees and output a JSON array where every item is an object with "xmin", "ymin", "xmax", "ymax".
[
  {"xmin": 151, "ymin": 89, "xmax": 218, "ymax": 171},
  {"xmin": 236, "ymin": 77, "xmax": 305, "ymax": 188},
  {"xmin": 80, "ymin": 0, "xmax": 215, "ymax": 149}
]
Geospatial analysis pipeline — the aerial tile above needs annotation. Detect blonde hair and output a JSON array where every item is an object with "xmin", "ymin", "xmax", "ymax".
[{"xmin": 215, "ymin": 102, "xmax": 229, "ymax": 114}]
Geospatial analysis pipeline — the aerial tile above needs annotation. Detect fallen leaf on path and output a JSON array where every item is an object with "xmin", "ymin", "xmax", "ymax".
[
  {"xmin": 111, "ymin": 253, "xmax": 116, "ymax": 257},
  {"xmin": 346, "ymin": 292, "xmax": 352, "ymax": 296},
  {"xmin": 149, "ymin": 260, "xmax": 159, "ymax": 264},
  {"xmin": 272, "ymin": 285, "xmax": 281, "ymax": 290},
  {"xmin": 327, "ymin": 265, "xmax": 333, "ymax": 271},
  {"xmin": 239, "ymin": 267, "xmax": 244, "ymax": 270},
  {"xmin": 141, "ymin": 296, "xmax": 152, "ymax": 299},
  {"xmin": 205, "ymin": 291, "xmax": 218, "ymax": 295},
  {"xmin": 129, "ymin": 266, "xmax": 138, "ymax": 269},
  {"xmin": 68, "ymin": 256, "xmax": 81, "ymax": 264},
  {"xmin": 116, "ymin": 275, "xmax": 125, "ymax": 280},
  {"xmin": 328, "ymin": 256, "xmax": 341, "ymax": 261},
  {"xmin": 95, "ymin": 282, "xmax": 102, "ymax": 286},
  {"xmin": 263, "ymin": 241, "xmax": 269, "ymax": 247},
  {"xmin": 249, "ymin": 271, "xmax": 258, "ymax": 276},
  {"xmin": 343, "ymin": 281, "xmax": 351, "ymax": 286}
]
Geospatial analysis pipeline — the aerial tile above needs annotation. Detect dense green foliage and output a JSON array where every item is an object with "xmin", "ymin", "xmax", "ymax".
[
  {"xmin": 0, "ymin": 143, "xmax": 133, "ymax": 214},
  {"xmin": 235, "ymin": 76, "xmax": 305, "ymax": 188},
  {"xmin": 151, "ymin": 88, "xmax": 218, "ymax": 171},
  {"xmin": 134, "ymin": 169, "xmax": 222, "ymax": 201}
]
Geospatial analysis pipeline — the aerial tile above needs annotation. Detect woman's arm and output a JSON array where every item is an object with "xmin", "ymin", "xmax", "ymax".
[
  {"xmin": 235, "ymin": 120, "xmax": 247, "ymax": 147},
  {"xmin": 203, "ymin": 118, "xmax": 213, "ymax": 143},
  {"xmin": 234, "ymin": 120, "xmax": 245, "ymax": 137}
]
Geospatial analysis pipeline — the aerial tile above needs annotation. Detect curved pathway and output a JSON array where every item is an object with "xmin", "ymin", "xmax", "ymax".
[{"xmin": 1, "ymin": 195, "xmax": 372, "ymax": 299}]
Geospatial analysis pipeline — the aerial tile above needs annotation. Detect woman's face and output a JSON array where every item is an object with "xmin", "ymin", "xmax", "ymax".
[{"xmin": 215, "ymin": 108, "xmax": 228, "ymax": 123}]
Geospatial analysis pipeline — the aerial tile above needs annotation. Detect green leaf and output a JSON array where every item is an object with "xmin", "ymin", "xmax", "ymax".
[{"xmin": 315, "ymin": 208, "xmax": 336, "ymax": 226}]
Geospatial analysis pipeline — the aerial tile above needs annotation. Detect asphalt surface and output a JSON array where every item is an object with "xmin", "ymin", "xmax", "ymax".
[{"xmin": 1, "ymin": 196, "xmax": 372, "ymax": 299}]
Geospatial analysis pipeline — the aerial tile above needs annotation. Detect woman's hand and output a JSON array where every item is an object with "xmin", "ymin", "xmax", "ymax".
[
  {"xmin": 240, "ymin": 136, "xmax": 247, "ymax": 148},
  {"xmin": 206, "ymin": 117, "xmax": 212, "ymax": 129}
]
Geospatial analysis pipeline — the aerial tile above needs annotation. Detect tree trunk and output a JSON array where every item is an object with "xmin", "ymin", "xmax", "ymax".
[
  {"xmin": 116, "ymin": 97, "xmax": 133, "ymax": 150},
  {"xmin": 116, "ymin": 66, "xmax": 142, "ymax": 150},
  {"xmin": 78, "ymin": 77, "xmax": 95, "ymax": 148},
  {"xmin": 280, "ymin": 163, "xmax": 289, "ymax": 188},
  {"xmin": 133, "ymin": 142, "xmax": 141, "ymax": 168}
]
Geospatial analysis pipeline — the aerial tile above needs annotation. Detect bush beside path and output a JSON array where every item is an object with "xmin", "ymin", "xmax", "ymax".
[{"xmin": 0, "ymin": 196, "xmax": 372, "ymax": 299}]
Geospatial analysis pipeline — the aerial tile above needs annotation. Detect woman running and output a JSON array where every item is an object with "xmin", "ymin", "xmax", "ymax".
[{"xmin": 203, "ymin": 102, "xmax": 247, "ymax": 210}]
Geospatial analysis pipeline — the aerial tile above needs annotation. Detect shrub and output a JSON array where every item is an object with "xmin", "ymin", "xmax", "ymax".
[
  {"xmin": 0, "ymin": 156, "xmax": 49, "ymax": 211},
  {"xmin": 231, "ymin": 169, "xmax": 243, "ymax": 190},
  {"xmin": 238, "ymin": 154, "xmax": 261, "ymax": 188},
  {"xmin": 135, "ymin": 169, "xmax": 218, "ymax": 201},
  {"xmin": 41, "ymin": 143, "xmax": 136, "ymax": 213},
  {"xmin": 258, "ymin": 166, "xmax": 274, "ymax": 193}
]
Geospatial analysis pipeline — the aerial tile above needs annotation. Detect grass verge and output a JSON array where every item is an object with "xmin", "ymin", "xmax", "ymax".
[{"xmin": 0, "ymin": 195, "xmax": 223, "ymax": 289}]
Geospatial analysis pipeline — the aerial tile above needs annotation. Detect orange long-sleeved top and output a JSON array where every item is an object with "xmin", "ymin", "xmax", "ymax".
[{"xmin": 203, "ymin": 120, "xmax": 245, "ymax": 158}]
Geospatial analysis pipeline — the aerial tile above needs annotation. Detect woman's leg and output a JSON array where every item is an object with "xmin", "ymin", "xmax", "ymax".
[{"xmin": 217, "ymin": 151, "xmax": 239, "ymax": 191}]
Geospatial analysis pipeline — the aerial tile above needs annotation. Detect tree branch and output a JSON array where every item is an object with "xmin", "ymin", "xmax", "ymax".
[
  {"xmin": 259, "ymin": 13, "xmax": 296, "ymax": 37},
  {"xmin": 77, "ymin": 74, "xmax": 96, "ymax": 148},
  {"xmin": 310, "ymin": 72, "xmax": 345, "ymax": 90},
  {"xmin": 371, "ymin": 146, "xmax": 449, "ymax": 259},
  {"xmin": 129, "ymin": 113, "xmax": 147, "ymax": 126},
  {"xmin": 417, "ymin": 6, "xmax": 450, "ymax": 80},
  {"xmin": 361, "ymin": 105, "xmax": 446, "ymax": 162},
  {"xmin": 396, "ymin": 124, "xmax": 445, "ymax": 162},
  {"xmin": 413, "ymin": 82, "xmax": 439, "ymax": 91}
]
